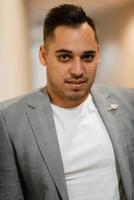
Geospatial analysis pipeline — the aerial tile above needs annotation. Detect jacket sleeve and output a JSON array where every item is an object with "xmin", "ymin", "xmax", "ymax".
[{"xmin": 0, "ymin": 111, "xmax": 24, "ymax": 200}]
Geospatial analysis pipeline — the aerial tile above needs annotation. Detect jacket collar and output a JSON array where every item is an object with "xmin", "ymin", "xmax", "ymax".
[
  {"xmin": 26, "ymin": 87, "xmax": 69, "ymax": 200},
  {"xmin": 91, "ymin": 84, "xmax": 133, "ymax": 199}
]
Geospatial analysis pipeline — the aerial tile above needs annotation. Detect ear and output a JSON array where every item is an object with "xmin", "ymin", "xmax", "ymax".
[
  {"xmin": 97, "ymin": 44, "xmax": 100, "ymax": 63},
  {"xmin": 39, "ymin": 45, "xmax": 47, "ymax": 66},
  {"xmin": 97, "ymin": 44, "xmax": 100, "ymax": 55}
]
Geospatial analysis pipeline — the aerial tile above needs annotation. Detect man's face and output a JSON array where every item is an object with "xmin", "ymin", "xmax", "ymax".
[{"xmin": 40, "ymin": 23, "xmax": 100, "ymax": 108}]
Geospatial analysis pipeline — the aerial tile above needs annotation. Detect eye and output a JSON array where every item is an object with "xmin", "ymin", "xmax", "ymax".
[
  {"xmin": 57, "ymin": 54, "xmax": 71, "ymax": 62},
  {"xmin": 82, "ymin": 54, "xmax": 95, "ymax": 62}
]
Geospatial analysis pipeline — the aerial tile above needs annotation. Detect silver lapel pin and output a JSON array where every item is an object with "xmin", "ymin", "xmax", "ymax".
[{"xmin": 108, "ymin": 104, "xmax": 119, "ymax": 111}]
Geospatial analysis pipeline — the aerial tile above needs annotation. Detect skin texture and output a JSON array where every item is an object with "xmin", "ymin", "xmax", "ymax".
[{"xmin": 39, "ymin": 22, "xmax": 100, "ymax": 108}]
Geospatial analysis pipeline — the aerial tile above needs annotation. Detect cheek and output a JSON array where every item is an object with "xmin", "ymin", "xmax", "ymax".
[
  {"xmin": 85, "ymin": 64, "xmax": 98, "ymax": 75},
  {"xmin": 47, "ymin": 65, "xmax": 67, "ymax": 84}
]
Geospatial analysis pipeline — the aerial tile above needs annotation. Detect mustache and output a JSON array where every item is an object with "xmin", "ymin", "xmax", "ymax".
[{"xmin": 64, "ymin": 77, "xmax": 88, "ymax": 84}]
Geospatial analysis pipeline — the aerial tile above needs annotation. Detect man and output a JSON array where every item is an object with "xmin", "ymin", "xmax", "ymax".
[{"xmin": 0, "ymin": 4, "xmax": 134, "ymax": 200}]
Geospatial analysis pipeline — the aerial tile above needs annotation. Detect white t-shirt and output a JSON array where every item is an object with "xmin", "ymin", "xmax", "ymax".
[{"xmin": 51, "ymin": 94, "xmax": 120, "ymax": 200}]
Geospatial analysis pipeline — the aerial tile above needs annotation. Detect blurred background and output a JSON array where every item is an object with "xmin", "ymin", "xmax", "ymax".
[{"xmin": 0, "ymin": 0, "xmax": 134, "ymax": 102}]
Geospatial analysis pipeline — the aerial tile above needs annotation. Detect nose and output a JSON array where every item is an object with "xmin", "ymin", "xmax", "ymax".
[{"xmin": 70, "ymin": 58, "xmax": 84, "ymax": 79}]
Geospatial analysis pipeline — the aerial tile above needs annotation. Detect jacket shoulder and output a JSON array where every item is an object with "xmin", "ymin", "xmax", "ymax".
[
  {"xmin": 92, "ymin": 84, "xmax": 134, "ymax": 110},
  {"xmin": 93, "ymin": 84, "xmax": 134, "ymax": 97},
  {"xmin": 0, "ymin": 88, "xmax": 46, "ymax": 113}
]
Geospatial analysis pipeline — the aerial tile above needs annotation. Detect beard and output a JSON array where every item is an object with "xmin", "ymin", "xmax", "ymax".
[
  {"xmin": 47, "ymin": 75, "xmax": 94, "ymax": 107},
  {"xmin": 65, "ymin": 86, "xmax": 90, "ymax": 101}
]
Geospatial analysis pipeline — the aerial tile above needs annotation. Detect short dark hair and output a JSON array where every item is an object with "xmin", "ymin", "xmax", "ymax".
[{"xmin": 43, "ymin": 4, "xmax": 99, "ymax": 44}]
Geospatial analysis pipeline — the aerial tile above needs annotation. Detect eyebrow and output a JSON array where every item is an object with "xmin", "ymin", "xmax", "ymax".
[
  {"xmin": 55, "ymin": 49, "xmax": 72, "ymax": 53},
  {"xmin": 55, "ymin": 49, "xmax": 96, "ymax": 54}
]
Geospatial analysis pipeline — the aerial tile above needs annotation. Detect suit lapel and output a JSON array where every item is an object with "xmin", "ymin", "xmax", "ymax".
[
  {"xmin": 91, "ymin": 85, "xmax": 133, "ymax": 199},
  {"xmin": 26, "ymin": 89, "xmax": 69, "ymax": 200}
]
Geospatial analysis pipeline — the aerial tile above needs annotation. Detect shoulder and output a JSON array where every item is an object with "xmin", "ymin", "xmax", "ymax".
[
  {"xmin": 0, "ymin": 87, "xmax": 47, "ymax": 115},
  {"xmin": 92, "ymin": 83, "xmax": 134, "ymax": 98},
  {"xmin": 92, "ymin": 84, "xmax": 134, "ymax": 110}
]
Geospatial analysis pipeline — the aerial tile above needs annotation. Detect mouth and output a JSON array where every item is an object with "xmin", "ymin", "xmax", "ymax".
[{"xmin": 65, "ymin": 79, "xmax": 87, "ymax": 90}]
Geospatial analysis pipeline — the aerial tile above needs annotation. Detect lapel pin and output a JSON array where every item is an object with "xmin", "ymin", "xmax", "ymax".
[{"xmin": 108, "ymin": 104, "xmax": 119, "ymax": 111}]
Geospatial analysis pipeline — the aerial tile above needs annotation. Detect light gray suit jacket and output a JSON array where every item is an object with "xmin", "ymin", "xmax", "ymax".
[{"xmin": 0, "ymin": 84, "xmax": 134, "ymax": 200}]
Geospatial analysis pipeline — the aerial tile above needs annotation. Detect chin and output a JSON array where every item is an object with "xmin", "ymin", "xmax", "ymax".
[{"xmin": 66, "ymin": 90, "xmax": 89, "ymax": 101}]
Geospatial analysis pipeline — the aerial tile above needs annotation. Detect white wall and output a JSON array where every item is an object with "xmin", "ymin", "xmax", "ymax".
[{"xmin": 0, "ymin": 0, "xmax": 33, "ymax": 102}]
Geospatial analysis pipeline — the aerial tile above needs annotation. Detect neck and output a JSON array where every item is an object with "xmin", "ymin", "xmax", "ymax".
[{"xmin": 47, "ymin": 89, "xmax": 89, "ymax": 108}]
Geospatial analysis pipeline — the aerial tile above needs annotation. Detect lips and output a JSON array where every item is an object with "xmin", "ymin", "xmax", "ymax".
[
  {"xmin": 65, "ymin": 79, "xmax": 87, "ymax": 84},
  {"xmin": 65, "ymin": 79, "xmax": 87, "ymax": 90}
]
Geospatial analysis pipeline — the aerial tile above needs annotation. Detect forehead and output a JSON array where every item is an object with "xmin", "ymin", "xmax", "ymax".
[{"xmin": 46, "ymin": 23, "xmax": 97, "ymax": 52}]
